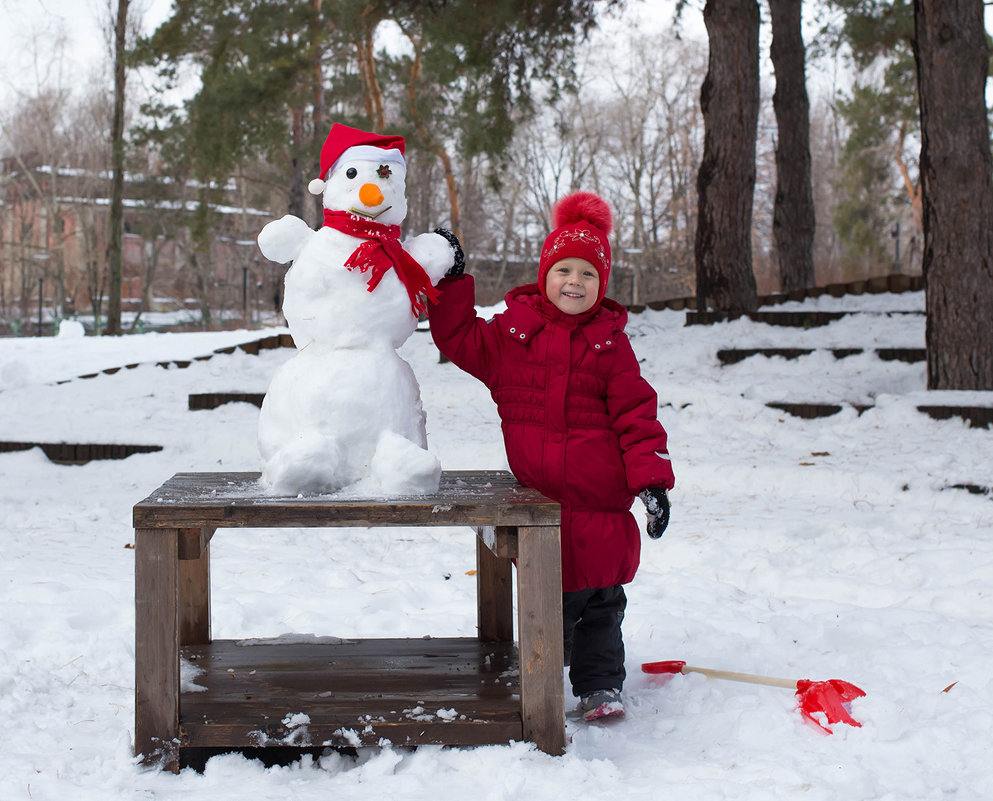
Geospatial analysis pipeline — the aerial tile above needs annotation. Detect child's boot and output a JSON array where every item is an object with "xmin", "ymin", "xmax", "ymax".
[{"xmin": 580, "ymin": 689, "xmax": 624, "ymax": 721}]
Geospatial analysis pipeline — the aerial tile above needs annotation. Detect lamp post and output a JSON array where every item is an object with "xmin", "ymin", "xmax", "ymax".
[
  {"xmin": 242, "ymin": 266, "xmax": 249, "ymax": 324},
  {"xmin": 891, "ymin": 222, "xmax": 901, "ymax": 273},
  {"xmin": 32, "ymin": 251, "xmax": 51, "ymax": 337},
  {"xmin": 624, "ymin": 248, "xmax": 643, "ymax": 306}
]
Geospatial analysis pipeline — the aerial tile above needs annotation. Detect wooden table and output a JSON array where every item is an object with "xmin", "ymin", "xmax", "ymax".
[{"xmin": 133, "ymin": 470, "xmax": 565, "ymax": 771}]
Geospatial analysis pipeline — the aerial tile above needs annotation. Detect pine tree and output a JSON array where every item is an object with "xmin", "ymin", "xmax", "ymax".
[
  {"xmin": 138, "ymin": 0, "xmax": 328, "ymax": 218},
  {"xmin": 138, "ymin": 0, "xmax": 618, "ymax": 235},
  {"xmin": 822, "ymin": 0, "xmax": 921, "ymax": 267}
]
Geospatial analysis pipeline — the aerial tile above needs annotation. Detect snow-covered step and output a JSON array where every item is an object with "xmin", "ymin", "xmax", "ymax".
[
  {"xmin": 687, "ymin": 309, "xmax": 924, "ymax": 328},
  {"xmin": 56, "ymin": 334, "xmax": 295, "ymax": 385},
  {"xmin": 717, "ymin": 347, "xmax": 925, "ymax": 365},
  {"xmin": 0, "ymin": 441, "xmax": 162, "ymax": 463},
  {"xmin": 766, "ymin": 402, "xmax": 993, "ymax": 428},
  {"xmin": 188, "ymin": 392, "xmax": 265, "ymax": 410}
]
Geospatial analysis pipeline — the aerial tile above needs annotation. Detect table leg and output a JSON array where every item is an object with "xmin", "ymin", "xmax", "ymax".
[
  {"xmin": 475, "ymin": 533, "xmax": 513, "ymax": 642},
  {"xmin": 134, "ymin": 527, "xmax": 180, "ymax": 772},
  {"xmin": 179, "ymin": 527, "xmax": 212, "ymax": 645},
  {"xmin": 515, "ymin": 525, "xmax": 565, "ymax": 755}
]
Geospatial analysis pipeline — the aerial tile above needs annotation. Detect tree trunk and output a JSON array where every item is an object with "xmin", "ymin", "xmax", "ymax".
[
  {"xmin": 695, "ymin": 0, "xmax": 760, "ymax": 313},
  {"xmin": 131, "ymin": 232, "xmax": 166, "ymax": 333},
  {"xmin": 191, "ymin": 191, "xmax": 214, "ymax": 329},
  {"xmin": 769, "ymin": 0, "xmax": 815, "ymax": 293},
  {"xmin": 356, "ymin": 25, "xmax": 386, "ymax": 132},
  {"xmin": 310, "ymin": 0, "xmax": 326, "ymax": 223},
  {"xmin": 288, "ymin": 107, "xmax": 306, "ymax": 219},
  {"xmin": 106, "ymin": 0, "xmax": 129, "ymax": 336},
  {"xmin": 913, "ymin": 0, "xmax": 993, "ymax": 390}
]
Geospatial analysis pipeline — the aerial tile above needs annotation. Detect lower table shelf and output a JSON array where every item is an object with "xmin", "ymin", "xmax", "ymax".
[{"xmin": 179, "ymin": 637, "xmax": 523, "ymax": 750}]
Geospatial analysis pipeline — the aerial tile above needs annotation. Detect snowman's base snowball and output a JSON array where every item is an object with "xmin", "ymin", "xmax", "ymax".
[
  {"xmin": 260, "ymin": 433, "xmax": 343, "ymax": 496},
  {"xmin": 368, "ymin": 430, "xmax": 442, "ymax": 495},
  {"xmin": 259, "ymin": 430, "xmax": 440, "ymax": 497}
]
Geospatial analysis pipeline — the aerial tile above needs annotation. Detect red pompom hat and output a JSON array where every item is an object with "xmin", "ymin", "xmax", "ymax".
[
  {"xmin": 538, "ymin": 192, "xmax": 613, "ymax": 306},
  {"xmin": 308, "ymin": 123, "xmax": 406, "ymax": 195}
]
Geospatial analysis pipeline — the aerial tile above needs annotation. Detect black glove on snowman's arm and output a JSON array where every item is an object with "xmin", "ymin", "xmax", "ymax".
[
  {"xmin": 638, "ymin": 487, "xmax": 670, "ymax": 539},
  {"xmin": 434, "ymin": 228, "xmax": 465, "ymax": 276}
]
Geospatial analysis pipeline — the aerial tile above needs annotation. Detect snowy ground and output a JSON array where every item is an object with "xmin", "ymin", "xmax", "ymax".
[{"xmin": 1, "ymin": 289, "xmax": 991, "ymax": 800}]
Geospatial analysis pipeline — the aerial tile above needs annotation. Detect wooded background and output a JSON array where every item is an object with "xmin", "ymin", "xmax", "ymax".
[{"xmin": 1, "ymin": 0, "xmax": 991, "ymax": 388}]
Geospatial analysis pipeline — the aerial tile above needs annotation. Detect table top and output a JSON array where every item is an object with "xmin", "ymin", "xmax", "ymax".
[{"xmin": 133, "ymin": 470, "xmax": 560, "ymax": 529}]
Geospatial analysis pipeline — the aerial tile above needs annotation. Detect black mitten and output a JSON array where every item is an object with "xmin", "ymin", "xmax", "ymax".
[
  {"xmin": 638, "ymin": 487, "xmax": 670, "ymax": 539},
  {"xmin": 434, "ymin": 227, "xmax": 466, "ymax": 276}
]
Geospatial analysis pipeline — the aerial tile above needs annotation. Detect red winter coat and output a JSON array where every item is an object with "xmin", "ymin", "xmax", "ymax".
[{"xmin": 429, "ymin": 275, "xmax": 675, "ymax": 592}]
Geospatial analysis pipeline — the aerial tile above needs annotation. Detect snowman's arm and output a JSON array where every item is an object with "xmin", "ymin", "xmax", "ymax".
[
  {"xmin": 403, "ymin": 231, "xmax": 457, "ymax": 286},
  {"xmin": 258, "ymin": 215, "xmax": 315, "ymax": 264},
  {"xmin": 432, "ymin": 228, "xmax": 465, "ymax": 276}
]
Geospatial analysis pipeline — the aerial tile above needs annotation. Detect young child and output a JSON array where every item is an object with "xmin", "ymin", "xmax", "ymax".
[{"xmin": 429, "ymin": 192, "xmax": 674, "ymax": 722}]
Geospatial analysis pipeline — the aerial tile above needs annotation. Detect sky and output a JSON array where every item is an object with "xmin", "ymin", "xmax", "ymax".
[
  {"xmin": 4, "ymin": 0, "xmax": 992, "ymax": 111},
  {"xmin": 0, "ymin": 0, "xmax": 700, "ymax": 108},
  {"xmin": 0, "ymin": 0, "xmax": 169, "ymax": 102}
]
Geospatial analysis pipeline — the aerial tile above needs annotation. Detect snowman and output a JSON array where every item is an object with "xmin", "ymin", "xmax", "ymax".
[{"xmin": 256, "ymin": 124, "xmax": 462, "ymax": 496}]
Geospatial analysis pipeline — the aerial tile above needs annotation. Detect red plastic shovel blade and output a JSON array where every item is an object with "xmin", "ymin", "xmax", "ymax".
[
  {"xmin": 641, "ymin": 660, "xmax": 687, "ymax": 675},
  {"xmin": 795, "ymin": 679, "xmax": 866, "ymax": 734}
]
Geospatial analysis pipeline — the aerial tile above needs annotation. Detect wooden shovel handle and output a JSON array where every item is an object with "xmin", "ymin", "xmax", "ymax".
[{"xmin": 642, "ymin": 660, "xmax": 800, "ymax": 690}]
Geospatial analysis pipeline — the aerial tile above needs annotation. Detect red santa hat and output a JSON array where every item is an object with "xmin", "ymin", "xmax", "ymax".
[
  {"xmin": 538, "ymin": 192, "xmax": 613, "ymax": 304},
  {"xmin": 308, "ymin": 124, "xmax": 406, "ymax": 195}
]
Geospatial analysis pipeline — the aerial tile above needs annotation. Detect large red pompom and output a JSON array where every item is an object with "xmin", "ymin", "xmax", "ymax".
[{"xmin": 551, "ymin": 192, "xmax": 613, "ymax": 236}]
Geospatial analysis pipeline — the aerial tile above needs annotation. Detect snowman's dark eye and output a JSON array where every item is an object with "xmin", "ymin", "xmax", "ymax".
[{"xmin": 346, "ymin": 167, "xmax": 358, "ymax": 179}]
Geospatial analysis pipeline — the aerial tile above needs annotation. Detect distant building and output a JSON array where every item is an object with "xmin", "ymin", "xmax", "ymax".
[{"xmin": 0, "ymin": 153, "xmax": 277, "ymax": 330}]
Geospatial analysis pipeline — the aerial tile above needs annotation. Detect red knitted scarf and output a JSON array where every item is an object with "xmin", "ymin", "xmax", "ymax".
[{"xmin": 322, "ymin": 209, "xmax": 440, "ymax": 317}]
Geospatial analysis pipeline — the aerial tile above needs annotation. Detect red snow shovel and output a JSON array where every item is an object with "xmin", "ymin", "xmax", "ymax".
[{"xmin": 642, "ymin": 660, "xmax": 866, "ymax": 734}]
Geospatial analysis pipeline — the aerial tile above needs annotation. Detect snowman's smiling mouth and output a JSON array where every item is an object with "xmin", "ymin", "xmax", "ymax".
[{"xmin": 348, "ymin": 205, "xmax": 393, "ymax": 220}]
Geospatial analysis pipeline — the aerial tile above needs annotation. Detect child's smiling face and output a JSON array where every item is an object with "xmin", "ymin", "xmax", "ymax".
[{"xmin": 545, "ymin": 257, "xmax": 599, "ymax": 314}]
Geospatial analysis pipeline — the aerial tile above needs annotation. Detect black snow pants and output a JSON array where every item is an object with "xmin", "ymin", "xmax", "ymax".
[{"xmin": 562, "ymin": 584, "xmax": 627, "ymax": 697}]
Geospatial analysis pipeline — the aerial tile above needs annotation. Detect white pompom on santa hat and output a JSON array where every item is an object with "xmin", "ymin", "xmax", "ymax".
[{"xmin": 307, "ymin": 123, "xmax": 407, "ymax": 195}]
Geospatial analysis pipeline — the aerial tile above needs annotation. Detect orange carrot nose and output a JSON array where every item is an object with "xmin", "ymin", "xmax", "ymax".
[{"xmin": 359, "ymin": 183, "xmax": 384, "ymax": 207}]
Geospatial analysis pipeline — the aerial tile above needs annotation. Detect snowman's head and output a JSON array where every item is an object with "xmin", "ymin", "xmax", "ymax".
[
  {"xmin": 308, "ymin": 124, "xmax": 409, "ymax": 227},
  {"xmin": 319, "ymin": 156, "xmax": 408, "ymax": 226}
]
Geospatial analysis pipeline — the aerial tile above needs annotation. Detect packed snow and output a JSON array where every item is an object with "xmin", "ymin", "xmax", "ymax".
[
  {"xmin": 1, "ymin": 289, "xmax": 991, "ymax": 800},
  {"xmin": 256, "ymin": 130, "xmax": 453, "ymax": 495}
]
